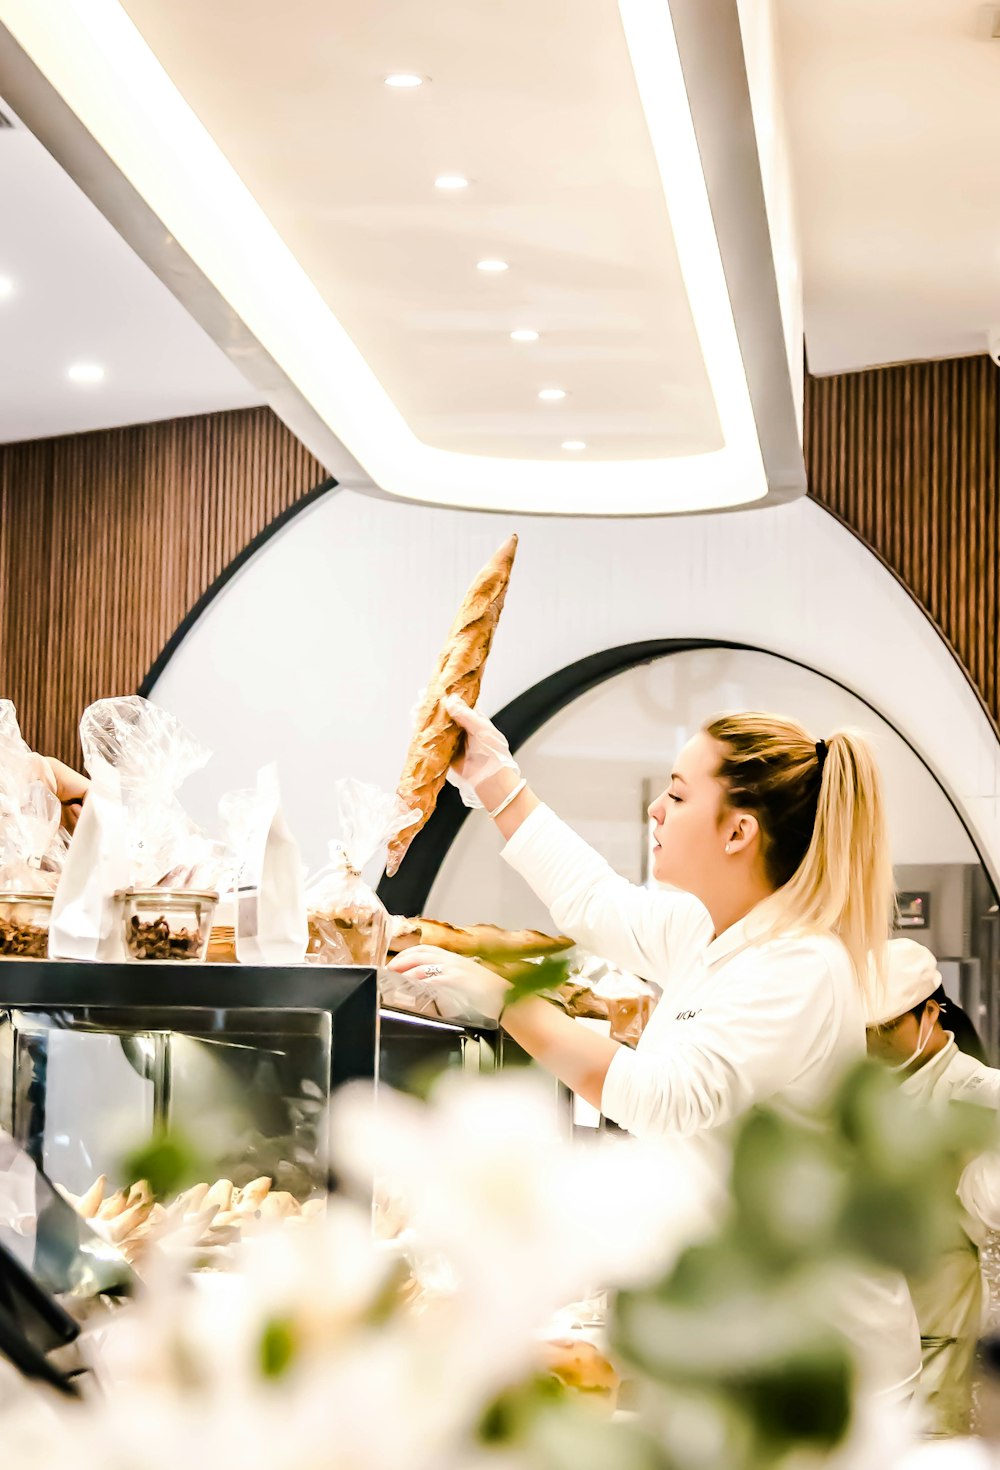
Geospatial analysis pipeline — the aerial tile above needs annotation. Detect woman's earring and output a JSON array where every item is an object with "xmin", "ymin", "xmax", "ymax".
[{"xmin": 725, "ymin": 843, "xmax": 732, "ymax": 854}]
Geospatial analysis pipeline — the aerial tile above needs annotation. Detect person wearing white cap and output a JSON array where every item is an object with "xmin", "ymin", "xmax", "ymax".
[{"xmin": 868, "ymin": 938, "xmax": 1000, "ymax": 1434}]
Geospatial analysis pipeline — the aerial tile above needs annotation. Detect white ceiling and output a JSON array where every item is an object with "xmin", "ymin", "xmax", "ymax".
[
  {"xmin": 119, "ymin": 0, "xmax": 722, "ymax": 465},
  {"xmin": 0, "ymin": 0, "xmax": 803, "ymax": 515},
  {"xmin": 2, "ymin": 0, "xmax": 996, "ymax": 459},
  {"xmin": 0, "ymin": 99, "xmax": 260, "ymax": 444},
  {"xmin": 777, "ymin": 0, "xmax": 1000, "ymax": 375}
]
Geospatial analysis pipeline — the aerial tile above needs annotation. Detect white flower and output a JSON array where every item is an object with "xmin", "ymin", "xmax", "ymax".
[
  {"xmin": 0, "ymin": 1070, "xmax": 727, "ymax": 1470},
  {"xmin": 332, "ymin": 1073, "xmax": 716, "ymax": 1332}
]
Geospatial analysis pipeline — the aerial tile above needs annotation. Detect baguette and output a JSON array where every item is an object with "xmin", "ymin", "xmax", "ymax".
[
  {"xmin": 386, "ymin": 535, "xmax": 518, "ymax": 875},
  {"xmin": 388, "ymin": 917, "xmax": 573, "ymax": 960}
]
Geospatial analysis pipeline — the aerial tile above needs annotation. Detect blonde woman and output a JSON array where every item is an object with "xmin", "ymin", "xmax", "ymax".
[{"xmin": 389, "ymin": 699, "xmax": 921, "ymax": 1402}]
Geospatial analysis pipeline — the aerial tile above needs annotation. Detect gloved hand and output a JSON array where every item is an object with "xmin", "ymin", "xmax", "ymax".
[
  {"xmin": 445, "ymin": 695, "xmax": 521, "ymax": 809},
  {"xmin": 386, "ymin": 944, "xmax": 509, "ymax": 1024}
]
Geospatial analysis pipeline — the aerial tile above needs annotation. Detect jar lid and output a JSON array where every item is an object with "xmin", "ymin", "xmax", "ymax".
[
  {"xmin": 115, "ymin": 888, "xmax": 219, "ymax": 903},
  {"xmin": 0, "ymin": 890, "xmax": 54, "ymax": 905}
]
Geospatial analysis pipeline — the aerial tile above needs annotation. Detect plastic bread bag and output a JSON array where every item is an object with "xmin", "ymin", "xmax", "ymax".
[
  {"xmin": 79, "ymin": 695, "xmax": 210, "ymax": 886},
  {"xmin": 555, "ymin": 952, "xmax": 658, "ymax": 1047},
  {"xmin": 226, "ymin": 764, "xmax": 308, "ymax": 965},
  {"xmin": 51, "ymin": 696, "xmax": 211, "ymax": 961},
  {"xmin": 0, "ymin": 701, "xmax": 67, "ymax": 891},
  {"xmin": 305, "ymin": 778, "xmax": 417, "ymax": 967},
  {"xmin": 157, "ymin": 833, "xmax": 235, "ymax": 893}
]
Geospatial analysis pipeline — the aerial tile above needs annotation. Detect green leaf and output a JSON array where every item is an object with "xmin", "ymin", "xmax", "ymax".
[
  {"xmin": 259, "ymin": 1317, "xmax": 297, "ymax": 1379},
  {"xmin": 730, "ymin": 1111, "xmax": 845, "ymax": 1269},
  {"xmin": 502, "ymin": 955, "xmax": 573, "ymax": 1009},
  {"xmin": 120, "ymin": 1127, "xmax": 211, "ymax": 1201},
  {"xmin": 526, "ymin": 1403, "xmax": 674, "ymax": 1470},
  {"xmin": 732, "ymin": 1335, "xmax": 853, "ymax": 1454},
  {"xmin": 478, "ymin": 1373, "xmax": 568, "ymax": 1444}
]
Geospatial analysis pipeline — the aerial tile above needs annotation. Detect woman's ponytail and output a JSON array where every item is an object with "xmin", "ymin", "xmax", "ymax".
[
  {"xmin": 706, "ymin": 714, "xmax": 895, "ymax": 997},
  {"xmin": 774, "ymin": 729, "xmax": 894, "ymax": 999}
]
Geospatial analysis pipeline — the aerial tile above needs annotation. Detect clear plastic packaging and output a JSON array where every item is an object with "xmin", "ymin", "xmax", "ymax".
[
  {"xmin": 558, "ymin": 953, "xmax": 657, "ymax": 1048},
  {"xmin": 117, "ymin": 887, "xmax": 218, "ymax": 962},
  {"xmin": 80, "ymin": 696, "xmax": 212, "ymax": 887},
  {"xmin": 0, "ymin": 1132, "xmax": 133, "ymax": 1301},
  {"xmin": 305, "ymin": 779, "xmax": 417, "ymax": 968},
  {"xmin": 51, "ymin": 697, "xmax": 228, "ymax": 962},
  {"xmin": 0, "ymin": 701, "xmax": 67, "ymax": 894}
]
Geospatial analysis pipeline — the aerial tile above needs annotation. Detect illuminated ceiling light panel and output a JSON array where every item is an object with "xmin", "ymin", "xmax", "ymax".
[
  {"xmin": 0, "ymin": 0, "xmax": 803, "ymax": 516},
  {"xmin": 67, "ymin": 361, "xmax": 105, "ymax": 383}
]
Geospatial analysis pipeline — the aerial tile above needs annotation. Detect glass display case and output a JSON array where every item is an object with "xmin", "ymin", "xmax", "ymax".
[
  {"xmin": 0, "ymin": 961, "xmax": 377, "ymax": 1208},
  {"xmin": 0, "ymin": 961, "xmax": 509, "ymax": 1214}
]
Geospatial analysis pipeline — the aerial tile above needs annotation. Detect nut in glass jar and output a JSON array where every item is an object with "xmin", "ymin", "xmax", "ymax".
[
  {"xmin": 116, "ymin": 889, "xmax": 218, "ymax": 962},
  {"xmin": 0, "ymin": 891, "xmax": 53, "ymax": 959}
]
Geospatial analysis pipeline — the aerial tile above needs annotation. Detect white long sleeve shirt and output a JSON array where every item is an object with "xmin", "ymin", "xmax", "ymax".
[
  {"xmin": 901, "ymin": 1041, "xmax": 1000, "ymax": 1433},
  {"xmin": 503, "ymin": 805, "xmax": 862, "ymax": 1139},
  {"xmin": 502, "ymin": 804, "xmax": 921, "ymax": 1402}
]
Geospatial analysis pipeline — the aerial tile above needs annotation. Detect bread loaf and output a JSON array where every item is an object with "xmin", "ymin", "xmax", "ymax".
[
  {"xmin": 538, "ymin": 1337, "xmax": 621, "ymax": 1403},
  {"xmin": 386, "ymin": 535, "xmax": 518, "ymax": 875},
  {"xmin": 387, "ymin": 917, "xmax": 573, "ymax": 959}
]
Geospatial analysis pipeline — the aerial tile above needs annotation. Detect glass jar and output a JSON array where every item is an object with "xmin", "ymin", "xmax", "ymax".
[
  {"xmin": 0, "ymin": 891, "xmax": 53, "ymax": 959},
  {"xmin": 116, "ymin": 889, "xmax": 218, "ymax": 962}
]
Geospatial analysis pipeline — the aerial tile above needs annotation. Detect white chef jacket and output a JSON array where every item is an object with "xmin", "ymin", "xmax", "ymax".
[
  {"xmin": 901, "ymin": 1039, "xmax": 1000, "ymax": 1434},
  {"xmin": 502, "ymin": 804, "xmax": 922, "ymax": 1402}
]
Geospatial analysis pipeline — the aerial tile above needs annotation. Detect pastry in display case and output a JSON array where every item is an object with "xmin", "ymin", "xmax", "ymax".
[
  {"xmin": 0, "ymin": 961, "xmax": 378, "ymax": 1237},
  {"xmin": 0, "ymin": 956, "xmax": 517, "ymax": 1260}
]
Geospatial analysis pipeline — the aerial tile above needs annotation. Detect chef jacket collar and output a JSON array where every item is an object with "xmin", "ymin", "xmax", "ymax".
[
  {"xmin": 703, "ymin": 906, "xmax": 771, "ymax": 968},
  {"xmin": 900, "ymin": 1035, "xmax": 957, "ymax": 1097}
]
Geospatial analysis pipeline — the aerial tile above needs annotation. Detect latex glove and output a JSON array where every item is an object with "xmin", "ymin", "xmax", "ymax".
[
  {"xmin": 444, "ymin": 695, "xmax": 520, "ymax": 809},
  {"xmin": 386, "ymin": 945, "xmax": 510, "ymax": 1025}
]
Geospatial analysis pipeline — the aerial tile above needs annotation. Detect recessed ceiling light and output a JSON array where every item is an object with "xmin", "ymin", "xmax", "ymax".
[
  {"xmin": 510, "ymin": 328, "xmax": 539, "ymax": 343},
  {"xmin": 435, "ymin": 174, "xmax": 470, "ymax": 191},
  {"xmin": 384, "ymin": 73, "xmax": 425, "ymax": 88},
  {"xmin": 477, "ymin": 259, "xmax": 508, "ymax": 273},
  {"xmin": 538, "ymin": 388, "xmax": 567, "ymax": 401},
  {"xmin": 562, "ymin": 440, "xmax": 587, "ymax": 451},
  {"xmin": 0, "ymin": 277, "xmax": 13, "ymax": 300},
  {"xmin": 67, "ymin": 362, "xmax": 105, "ymax": 385}
]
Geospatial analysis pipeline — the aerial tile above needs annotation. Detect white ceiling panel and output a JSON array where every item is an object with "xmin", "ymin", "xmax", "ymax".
[{"xmin": 0, "ymin": 100, "xmax": 261, "ymax": 444}]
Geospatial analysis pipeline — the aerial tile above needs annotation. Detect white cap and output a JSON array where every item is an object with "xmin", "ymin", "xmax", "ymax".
[{"xmin": 867, "ymin": 939, "xmax": 941, "ymax": 1027}]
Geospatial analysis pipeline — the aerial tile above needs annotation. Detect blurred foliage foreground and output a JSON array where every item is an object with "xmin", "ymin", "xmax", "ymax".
[
  {"xmin": 488, "ymin": 1060, "xmax": 995, "ymax": 1470},
  {"xmin": 21, "ymin": 1056, "xmax": 995, "ymax": 1470}
]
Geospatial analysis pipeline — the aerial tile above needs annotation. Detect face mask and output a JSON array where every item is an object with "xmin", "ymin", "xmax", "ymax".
[{"xmin": 890, "ymin": 1002, "xmax": 944, "ymax": 1073}]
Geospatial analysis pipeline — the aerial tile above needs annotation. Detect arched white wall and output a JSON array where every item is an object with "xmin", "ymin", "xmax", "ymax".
[
  {"xmin": 149, "ymin": 488, "xmax": 1000, "ymax": 883},
  {"xmin": 428, "ymin": 648, "xmax": 978, "ymax": 937}
]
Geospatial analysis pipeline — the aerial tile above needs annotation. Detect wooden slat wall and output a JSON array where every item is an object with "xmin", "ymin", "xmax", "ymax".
[
  {"xmin": 805, "ymin": 354, "xmax": 1000, "ymax": 730},
  {"xmin": 2, "ymin": 361, "xmax": 997, "ymax": 766},
  {"xmin": 0, "ymin": 406, "xmax": 325, "ymax": 763}
]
